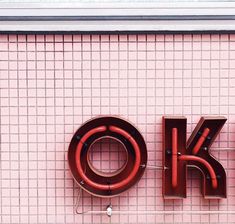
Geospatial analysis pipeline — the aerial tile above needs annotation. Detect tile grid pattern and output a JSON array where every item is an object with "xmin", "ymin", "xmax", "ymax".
[{"xmin": 0, "ymin": 34, "xmax": 235, "ymax": 223}]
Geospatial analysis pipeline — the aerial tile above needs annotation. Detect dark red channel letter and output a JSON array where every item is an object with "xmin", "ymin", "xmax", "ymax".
[{"xmin": 163, "ymin": 116, "xmax": 227, "ymax": 199}]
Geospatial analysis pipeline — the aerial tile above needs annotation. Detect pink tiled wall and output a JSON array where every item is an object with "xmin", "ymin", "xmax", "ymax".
[{"xmin": 0, "ymin": 34, "xmax": 235, "ymax": 223}]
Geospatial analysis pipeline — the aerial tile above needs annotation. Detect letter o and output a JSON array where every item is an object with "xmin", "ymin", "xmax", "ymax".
[{"xmin": 68, "ymin": 116, "xmax": 147, "ymax": 197}]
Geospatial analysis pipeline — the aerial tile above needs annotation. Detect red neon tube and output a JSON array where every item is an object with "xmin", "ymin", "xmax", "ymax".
[
  {"xmin": 75, "ymin": 125, "xmax": 141, "ymax": 191},
  {"xmin": 179, "ymin": 155, "xmax": 218, "ymax": 189},
  {"xmin": 172, "ymin": 128, "xmax": 178, "ymax": 188},
  {"xmin": 75, "ymin": 126, "xmax": 109, "ymax": 190},
  {"xmin": 108, "ymin": 125, "xmax": 141, "ymax": 190},
  {"xmin": 192, "ymin": 128, "xmax": 210, "ymax": 155}
]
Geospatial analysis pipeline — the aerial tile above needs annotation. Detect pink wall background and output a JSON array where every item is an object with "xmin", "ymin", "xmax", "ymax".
[{"xmin": 0, "ymin": 34, "xmax": 235, "ymax": 223}]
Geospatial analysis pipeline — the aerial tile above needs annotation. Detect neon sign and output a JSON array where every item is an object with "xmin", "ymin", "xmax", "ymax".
[{"xmin": 68, "ymin": 116, "xmax": 226, "ymax": 199}]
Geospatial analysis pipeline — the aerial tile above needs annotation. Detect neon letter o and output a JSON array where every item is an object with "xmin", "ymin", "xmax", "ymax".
[{"xmin": 68, "ymin": 116, "xmax": 147, "ymax": 197}]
